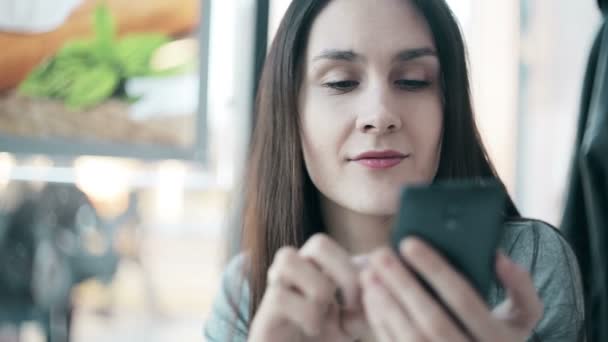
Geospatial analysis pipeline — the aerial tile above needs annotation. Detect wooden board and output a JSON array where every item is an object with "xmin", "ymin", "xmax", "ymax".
[{"xmin": 0, "ymin": 90, "xmax": 195, "ymax": 147}]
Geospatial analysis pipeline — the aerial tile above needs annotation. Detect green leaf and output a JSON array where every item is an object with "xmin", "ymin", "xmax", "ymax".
[
  {"xmin": 93, "ymin": 2, "xmax": 116, "ymax": 62},
  {"xmin": 65, "ymin": 65, "xmax": 120, "ymax": 110},
  {"xmin": 114, "ymin": 33, "xmax": 170, "ymax": 77},
  {"xmin": 56, "ymin": 39, "xmax": 96, "ymax": 59},
  {"xmin": 19, "ymin": 60, "xmax": 54, "ymax": 97}
]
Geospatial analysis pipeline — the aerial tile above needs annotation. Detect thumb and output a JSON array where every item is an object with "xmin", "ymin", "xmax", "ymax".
[{"xmin": 493, "ymin": 252, "xmax": 544, "ymax": 332}]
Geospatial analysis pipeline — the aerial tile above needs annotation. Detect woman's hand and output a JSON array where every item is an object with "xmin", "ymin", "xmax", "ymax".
[
  {"xmin": 361, "ymin": 238, "xmax": 543, "ymax": 342},
  {"xmin": 248, "ymin": 233, "xmax": 366, "ymax": 342}
]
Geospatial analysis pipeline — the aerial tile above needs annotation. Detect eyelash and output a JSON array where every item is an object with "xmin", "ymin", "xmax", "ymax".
[{"xmin": 323, "ymin": 79, "xmax": 431, "ymax": 93}]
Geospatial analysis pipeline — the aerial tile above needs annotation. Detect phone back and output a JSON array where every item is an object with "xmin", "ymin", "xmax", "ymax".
[{"xmin": 390, "ymin": 180, "xmax": 507, "ymax": 297}]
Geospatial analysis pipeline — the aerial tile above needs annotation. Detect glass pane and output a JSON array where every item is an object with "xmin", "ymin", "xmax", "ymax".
[
  {"xmin": 516, "ymin": 0, "xmax": 602, "ymax": 223},
  {"xmin": 0, "ymin": 0, "xmax": 258, "ymax": 340}
]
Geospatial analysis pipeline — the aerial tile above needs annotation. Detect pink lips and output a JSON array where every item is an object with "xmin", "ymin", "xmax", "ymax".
[{"xmin": 350, "ymin": 150, "xmax": 408, "ymax": 169}]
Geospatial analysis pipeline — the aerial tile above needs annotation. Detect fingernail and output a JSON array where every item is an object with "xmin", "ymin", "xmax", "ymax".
[
  {"xmin": 400, "ymin": 237, "xmax": 417, "ymax": 255},
  {"xmin": 352, "ymin": 255, "xmax": 369, "ymax": 271}
]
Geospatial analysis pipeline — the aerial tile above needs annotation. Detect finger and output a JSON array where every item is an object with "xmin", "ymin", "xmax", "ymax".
[
  {"xmin": 269, "ymin": 246, "xmax": 336, "ymax": 306},
  {"xmin": 351, "ymin": 254, "xmax": 369, "ymax": 271},
  {"xmin": 361, "ymin": 268, "xmax": 423, "ymax": 342},
  {"xmin": 495, "ymin": 252, "xmax": 544, "ymax": 329},
  {"xmin": 369, "ymin": 247, "xmax": 469, "ymax": 342},
  {"xmin": 259, "ymin": 282, "xmax": 327, "ymax": 337},
  {"xmin": 362, "ymin": 282, "xmax": 399, "ymax": 342},
  {"xmin": 401, "ymin": 238, "xmax": 496, "ymax": 340},
  {"xmin": 300, "ymin": 233, "xmax": 360, "ymax": 309},
  {"xmin": 340, "ymin": 307, "xmax": 368, "ymax": 339}
]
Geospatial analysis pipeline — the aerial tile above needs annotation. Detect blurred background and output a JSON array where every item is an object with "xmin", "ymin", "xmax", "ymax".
[{"xmin": 0, "ymin": 0, "xmax": 602, "ymax": 341}]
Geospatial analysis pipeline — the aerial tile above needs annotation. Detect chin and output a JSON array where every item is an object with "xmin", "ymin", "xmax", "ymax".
[{"xmin": 344, "ymin": 189, "xmax": 401, "ymax": 216}]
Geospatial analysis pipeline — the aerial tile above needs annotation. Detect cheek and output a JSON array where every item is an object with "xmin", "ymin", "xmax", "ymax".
[
  {"xmin": 300, "ymin": 111, "xmax": 334, "ymax": 181},
  {"xmin": 405, "ymin": 100, "xmax": 443, "ymax": 175},
  {"xmin": 301, "ymin": 129, "xmax": 342, "ymax": 178},
  {"xmin": 418, "ymin": 112, "xmax": 443, "ymax": 152},
  {"xmin": 301, "ymin": 130, "xmax": 341, "ymax": 203},
  {"xmin": 300, "ymin": 106, "xmax": 354, "ymax": 200},
  {"xmin": 300, "ymin": 97, "xmax": 352, "ymax": 166},
  {"xmin": 423, "ymin": 113, "xmax": 443, "ymax": 168}
]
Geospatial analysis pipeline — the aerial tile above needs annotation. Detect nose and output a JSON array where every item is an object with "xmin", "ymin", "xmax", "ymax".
[{"xmin": 355, "ymin": 89, "xmax": 402, "ymax": 135}]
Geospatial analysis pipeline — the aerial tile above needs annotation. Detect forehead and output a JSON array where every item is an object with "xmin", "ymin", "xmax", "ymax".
[{"xmin": 306, "ymin": 0, "xmax": 435, "ymax": 60}]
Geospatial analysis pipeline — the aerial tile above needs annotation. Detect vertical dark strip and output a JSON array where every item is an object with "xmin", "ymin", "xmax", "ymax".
[
  {"xmin": 251, "ymin": 0, "xmax": 270, "ymax": 131},
  {"xmin": 196, "ymin": 0, "xmax": 212, "ymax": 162}
]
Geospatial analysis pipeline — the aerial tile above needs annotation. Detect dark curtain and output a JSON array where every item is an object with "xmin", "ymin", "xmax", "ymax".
[{"xmin": 561, "ymin": 1, "xmax": 608, "ymax": 341}]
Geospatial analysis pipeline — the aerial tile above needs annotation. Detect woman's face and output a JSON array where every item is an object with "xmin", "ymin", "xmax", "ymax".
[{"xmin": 299, "ymin": 0, "xmax": 443, "ymax": 216}]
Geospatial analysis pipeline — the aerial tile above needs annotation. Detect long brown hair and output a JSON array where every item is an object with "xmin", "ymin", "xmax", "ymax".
[{"xmin": 241, "ymin": 0, "xmax": 520, "ymax": 329}]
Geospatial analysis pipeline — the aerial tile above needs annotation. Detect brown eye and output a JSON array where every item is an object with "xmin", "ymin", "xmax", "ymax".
[
  {"xmin": 324, "ymin": 80, "xmax": 359, "ymax": 92},
  {"xmin": 395, "ymin": 79, "xmax": 430, "ymax": 90}
]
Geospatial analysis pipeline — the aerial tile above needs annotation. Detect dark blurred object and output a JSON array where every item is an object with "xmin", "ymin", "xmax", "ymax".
[
  {"xmin": 0, "ymin": 182, "xmax": 134, "ymax": 341},
  {"xmin": 561, "ymin": 1, "xmax": 607, "ymax": 341}
]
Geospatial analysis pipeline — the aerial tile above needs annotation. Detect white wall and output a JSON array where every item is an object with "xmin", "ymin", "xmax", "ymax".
[
  {"xmin": 515, "ymin": 0, "xmax": 602, "ymax": 224},
  {"xmin": 466, "ymin": 0, "xmax": 521, "ymax": 195}
]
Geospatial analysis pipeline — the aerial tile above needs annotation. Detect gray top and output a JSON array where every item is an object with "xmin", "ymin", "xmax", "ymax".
[{"xmin": 204, "ymin": 220, "xmax": 585, "ymax": 341}]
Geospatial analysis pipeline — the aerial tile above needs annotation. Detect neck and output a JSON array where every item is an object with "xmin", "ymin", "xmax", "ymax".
[{"xmin": 320, "ymin": 194, "xmax": 394, "ymax": 255}]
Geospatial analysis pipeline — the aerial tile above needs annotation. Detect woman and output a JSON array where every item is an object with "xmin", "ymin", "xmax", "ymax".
[{"xmin": 205, "ymin": 0, "xmax": 585, "ymax": 341}]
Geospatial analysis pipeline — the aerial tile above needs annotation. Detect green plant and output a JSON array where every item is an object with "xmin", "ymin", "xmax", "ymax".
[{"xmin": 19, "ymin": 3, "xmax": 171, "ymax": 110}]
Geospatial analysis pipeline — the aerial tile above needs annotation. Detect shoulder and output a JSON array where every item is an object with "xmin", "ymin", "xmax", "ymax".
[
  {"xmin": 500, "ymin": 219, "xmax": 571, "ymax": 268},
  {"xmin": 499, "ymin": 219, "xmax": 582, "ymax": 300},
  {"xmin": 204, "ymin": 253, "xmax": 251, "ymax": 342},
  {"xmin": 223, "ymin": 253, "xmax": 250, "ymax": 286},
  {"xmin": 498, "ymin": 219, "xmax": 585, "ymax": 340},
  {"xmin": 500, "ymin": 219, "xmax": 582, "ymax": 287}
]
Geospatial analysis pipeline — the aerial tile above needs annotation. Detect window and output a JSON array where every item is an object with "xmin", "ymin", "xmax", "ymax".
[{"xmin": 0, "ymin": 0, "xmax": 244, "ymax": 165}]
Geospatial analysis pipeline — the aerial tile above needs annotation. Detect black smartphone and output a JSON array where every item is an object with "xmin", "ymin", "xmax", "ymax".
[{"xmin": 390, "ymin": 180, "xmax": 507, "ymax": 298}]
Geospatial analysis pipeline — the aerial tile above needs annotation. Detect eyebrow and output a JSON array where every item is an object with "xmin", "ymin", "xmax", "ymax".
[
  {"xmin": 312, "ymin": 47, "xmax": 437, "ymax": 63},
  {"xmin": 393, "ymin": 47, "xmax": 437, "ymax": 62},
  {"xmin": 313, "ymin": 49, "xmax": 360, "ymax": 62}
]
